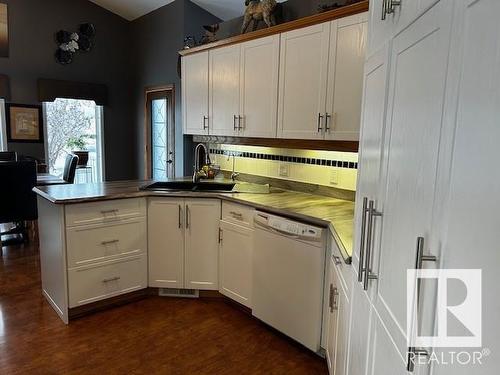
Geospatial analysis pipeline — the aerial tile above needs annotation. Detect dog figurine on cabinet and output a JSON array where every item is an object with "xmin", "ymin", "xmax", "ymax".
[{"xmin": 241, "ymin": 0, "xmax": 278, "ymax": 34}]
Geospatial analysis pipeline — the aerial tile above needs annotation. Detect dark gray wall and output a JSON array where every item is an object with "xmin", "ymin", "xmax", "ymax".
[
  {"xmin": 0, "ymin": 0, "xmax": 135, "ymax": 180},
  {"xmin": 131, "ymin": 0, "xmax": 220, "ymax": 178}
]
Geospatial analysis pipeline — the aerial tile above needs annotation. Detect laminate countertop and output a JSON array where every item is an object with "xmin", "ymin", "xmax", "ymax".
[{"xmin": 33, "ymin": 180, "xmax": 355, "ymax": 262}]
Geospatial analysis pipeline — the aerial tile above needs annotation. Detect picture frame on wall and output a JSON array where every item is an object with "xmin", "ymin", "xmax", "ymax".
[
  {"xmin": 6, "ymin": 104, "xmax": 44, "ymax": 143},
  {"xmin": 0, "ymin": 2, "xmax": 8, "ymax": 58}
]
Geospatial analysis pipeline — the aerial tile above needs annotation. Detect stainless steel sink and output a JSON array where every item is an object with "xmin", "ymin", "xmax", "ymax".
[{"xmin": 141, "ymin": 181, "xmax": 236, "ymax": 192}]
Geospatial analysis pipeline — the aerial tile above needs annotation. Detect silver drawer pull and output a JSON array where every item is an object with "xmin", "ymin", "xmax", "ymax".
[
  {"xmin": 363, "ymin": 200, "xmax": 382, "ymax": 291},
  {"xmin": 101, "ymin": 239, "xmax": 119, "ymax": 246},
  {"xmin": 102, "ymin": 276, "xmax": 120, "ymax": 283},
  {"xmin": 101, "ymin": 209, "xmax": 119, "ymax": 215},
  {"xmin": 358, "ymin": 197, "xmax": 369, "ymax": 282},
  {"xmin": 230, "ymin": 211, "xmax": 243, "ymax": 218}
]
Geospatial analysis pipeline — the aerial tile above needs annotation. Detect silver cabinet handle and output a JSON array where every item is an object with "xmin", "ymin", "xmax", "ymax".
[
  {"xmin": 186, "ymin": 205, "xmax": 190, "ymax": 229},
  {"xmin": 203, "ymin": 116, "xmax": 209, "ymax": 130},
  {"xmin": 363, "ymin": 200, "xmax": 382, "ymax": 291},
  {"xmin": 101, "ymin": 209, "xmax": 118, "ymax": 215},
  {"xmin": 382, "ymin": 0, "xmax": 388, "ymax": 20},
  {"xmin": 101, "ymin": 239, "xmax": 119, "ymax": 246},
  {"xmin": 358, "ymin": 197, "xmax": 369, "ymax": 282},
  {"xmin": 230, "ymin": 211, "xmax": 243, "ymax": 219},
  {"xmin": 233, "ymin": 115, "xmax": 238, "ymax": 131},
  {"xmin": 386, "ymin": 0, "xmax": 401, "ymax": 15},
  {"xmin": 102, "ymin": 276, "xmax": 120, "ymax": 283},
  {"xmin": 317, "ymin": 113, "xmax": 324, "ymax": 132},
  {"xmin": 329, "ymin": 285, "xmax": 339, "ymax": 312},
  {"xmin": 238, "ymin": 115, "xmax": 244, "ymax": 131},
  {"xmin": 325, "ymin": 113, "xmax": 335, "ymax": 132},
  {"xmin": 406, "ymin": 237, "xmax": 437, "ymax": 372},
  {"xmin": 178, "ymin": 204, "xmax": 182, "ymax": 229},
  {"xmin": 219, "ymin": 228, "xmax": 223, "ymax": 244}
]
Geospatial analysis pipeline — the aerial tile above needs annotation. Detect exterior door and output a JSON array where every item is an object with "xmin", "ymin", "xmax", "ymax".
[
  {"xmin": 372, "ymin": 1, "xmax": 454, "ymax": 373},
  {"xmin": 278, "ymin": 22, "xmax": 330, "ymax": 140},
  {"xmin": 145, "ymin": 87, "xmax": 175, "ymax": 180}
]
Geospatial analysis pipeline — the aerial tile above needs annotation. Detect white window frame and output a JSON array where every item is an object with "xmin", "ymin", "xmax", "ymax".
[
  {"xmin": 42, "ymin": 99, "xmax": 106, "ymax": 182},
  {"xmin": 0, "ymin": 98, "xmax": 7, "ymax": 151}
]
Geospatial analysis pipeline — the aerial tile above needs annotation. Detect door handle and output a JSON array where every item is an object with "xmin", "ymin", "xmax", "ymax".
[
  {"xmin": 329, "ymin": 284, "xmax": 339, "ymax": 312},
  {"xmin": 363, "ymin": 200, "xmax": 382, "ymax": 291},
  {"xmin": 406, "ymin": 237, "xmax": 437, "ymax": 372},
  {"xmin": 238, "ymin": 115, "xmax": 244, "ymax": 131},
  {"xmin": 233, "ymin": 115, "xmax": 238, "ymax": 131},
  {"xmin": 203, "ymin": 116, "xmax": 209, "ymax": 130},
  {"xmin": 386, "ymin": 0, "xmax": 401, "ymax": 15},
  {"xmin": 382, "ymin": 0, "xmax": 388, "ymax": 20},
  {"xmin": 325, "ymin": 113, "xmax": 335, "ymax": 132},
  {"xmin": 186, "ymin": 205, "xmax": 190, "ymax": 229},
  {"xmin": 178, "ymin": 205, "xmax": 182, "ymax": 228},
  {"xmin": 317, "ymin": 113, "xmax": 324, "ymax": 132},
  {"xmin": 358, "ymin": 197, "xmax": 369, "ymax": 282}
]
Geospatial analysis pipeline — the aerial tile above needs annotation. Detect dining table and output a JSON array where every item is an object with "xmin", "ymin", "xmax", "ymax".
[{"xmin": 36, "ymin": 173, "xmax": 66, "ymax": 186}]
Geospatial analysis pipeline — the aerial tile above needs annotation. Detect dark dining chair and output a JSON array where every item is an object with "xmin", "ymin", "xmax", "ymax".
[
  {"xmin": 0, "ymin": 161, "xmax": 38, "ymax": 248},
  {"xmin": 62, "ymin": 153, "xmax": 79, "ymax": 184},
  {"xmin": 0, "ymin": 151, "xmax": 18, "ymax": 162}
]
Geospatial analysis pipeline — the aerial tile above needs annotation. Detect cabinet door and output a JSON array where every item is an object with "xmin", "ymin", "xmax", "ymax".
[
  {"xmin": 209, "ymin": 45, "xmax": 241, "ymax": 136},
  {"xmin": 325, "ymin": 13, "xmax": 368, "ymax": 141},
  {"xmin": 182, "ymin": 52, "xmax": 209, "ymax": 135},
  {"xmin": 239, "ymin": 35, "xmax": 280, "ymax": 138},
  {"xmin": 373, "ymin": 0, "xmax": 454, "ymax": 371},
  {"xmin": 184, "ymin": 199, "xmax": 221, "ymax": 290},
  {"xmin": 432, "ymin": 1, "xmax": 500, "ymax": 374},
  {"xmin": 219, "ymin": 220, "xmax": 253, "ymax": 308},
  {"xmin": 148, "ymin": 198, "xmax": 185, "ymax": 288},
  {"xmin": 352, "ymin": 44, "xmax": 391, "ymax": 286},
  {"xmin": 278, "ymin": 23, "xmax": 330, "ymax": 140}
]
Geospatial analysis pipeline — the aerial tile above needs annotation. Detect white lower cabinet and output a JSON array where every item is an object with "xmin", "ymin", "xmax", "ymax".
[
  {"xmin": 148, "ymin": 197, "xmax": 221, "ymax": 290},
  {"xmin": 219, "ymin": 220, "xmax": 253, "ymax": 308},
  {"xmin": 68, "ymin": 254, "xmax": 147, "ymax": 308},
  {"xmin": 325, "ymin": 253, "xmax": 351, "ymax": 375}
]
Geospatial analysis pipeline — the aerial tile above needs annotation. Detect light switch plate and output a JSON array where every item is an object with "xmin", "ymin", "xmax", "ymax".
[{"xmin": 279, "ymin": 163, "xmax": 289, "ymax": 177}]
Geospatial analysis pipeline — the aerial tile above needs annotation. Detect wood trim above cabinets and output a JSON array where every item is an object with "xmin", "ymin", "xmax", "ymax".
[
  {"xmin": 179, "ymin": 1, "xmax": 369, "ymax": 56},
  {"xmin": 192, "ymin": 135, "xmax": 359, "ymax": 153}
]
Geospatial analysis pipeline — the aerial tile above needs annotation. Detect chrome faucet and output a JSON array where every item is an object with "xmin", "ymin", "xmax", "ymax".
[
  {"xmin": 193, "ymin": 143, "xmax": 209, "ymax": 183},
  {"xmin": 228, "ymin": 153, "xmax": 240, "ymax": 181}
]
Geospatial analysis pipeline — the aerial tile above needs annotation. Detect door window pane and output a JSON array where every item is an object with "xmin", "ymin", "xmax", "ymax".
[{"xmin": 152, "ymin": 98, "xmax": 168, "ymax": 180}]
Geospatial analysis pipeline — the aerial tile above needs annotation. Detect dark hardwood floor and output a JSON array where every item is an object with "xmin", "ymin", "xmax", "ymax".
[{"xmin": 0, "ymin": 240, "xmax": 328, "ymax": 374}]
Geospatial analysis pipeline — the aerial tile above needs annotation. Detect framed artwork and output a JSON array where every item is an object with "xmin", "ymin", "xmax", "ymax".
[
  {"xmin": 6, "ymin": 104, "xmax": 44, "ymax": 143},
  {"xmin": 0, "ymin": 3, "xmax": 8, "ymax": 58}
]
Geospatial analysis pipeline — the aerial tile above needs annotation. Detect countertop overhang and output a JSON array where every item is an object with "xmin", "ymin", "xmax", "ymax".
[{"xmin": 33, "ymin": 180, "xmax": 354, "ymax": 263}]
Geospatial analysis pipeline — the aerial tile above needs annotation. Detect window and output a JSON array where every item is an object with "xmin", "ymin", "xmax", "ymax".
[
  {"xmin": 0, "ymin": 98, "xmax": 6, "ymax": 151},
  {"xmin": 44, "ymin": 98, "xmax": 105, "ymax": 182}
]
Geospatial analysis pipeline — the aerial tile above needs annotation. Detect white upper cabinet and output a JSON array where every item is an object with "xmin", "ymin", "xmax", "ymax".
[
  {"xmin": 182, "ymin": 51, "xmax": 209, "ymax": 135},
  {"xmin": 325, "ymin": 13, "xmax": 368, "ymax": 141},
  {"xmin": 209, "ymin": 45, "xmax": 241, "ymax": 136},
  {"xmin": 277, "ymin": 23, "xmax": 331, "ymax": 140},
  {"xmin": 239, "ymin": 35, "xmax": 280, "ymax": 138}
]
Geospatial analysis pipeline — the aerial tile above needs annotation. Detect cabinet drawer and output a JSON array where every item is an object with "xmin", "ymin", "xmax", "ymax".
[
  {"xmin": 68, "ymin": 254, "xmax": 147, "ymax": 308},
  {"xmin": 222, "ymin": 201, "xmax": 254, "ymax": 227},
  {"xmin": 65, "ymin": 198, "xmax": 146, "ymax": 227},
  {"xmin": 330, "ymin": 234, "xmax": 352, "ymax": 296},
  {"xmin": 66, "ymin": 218, "xmax": 147, "ymax": 268}
]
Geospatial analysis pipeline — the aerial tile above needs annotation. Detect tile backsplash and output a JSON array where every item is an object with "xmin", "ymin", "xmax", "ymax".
[{"xmin": 210, "ymin": 145, "xmax": 358, "ymax": 191}]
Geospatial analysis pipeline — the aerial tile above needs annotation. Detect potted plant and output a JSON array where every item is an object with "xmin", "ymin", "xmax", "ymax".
[{"xmin": 66, "ymin": 136, "xmax": 89, "ymax": 166}]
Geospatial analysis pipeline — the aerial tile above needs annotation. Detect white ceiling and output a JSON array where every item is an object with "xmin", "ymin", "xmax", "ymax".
[{"xmin": 89, "ymin": 0, "xmax": 278, "ymax": 22}]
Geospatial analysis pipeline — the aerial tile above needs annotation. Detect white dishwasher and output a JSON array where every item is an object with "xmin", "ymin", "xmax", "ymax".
[{"xmin": 253, "ymin": 211, "xmax": 325, "ymax": 352}]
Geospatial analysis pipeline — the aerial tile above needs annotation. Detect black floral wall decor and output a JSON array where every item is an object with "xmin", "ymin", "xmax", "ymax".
[{"xmin": 55, "ymin": 23, "xmax": 96, "ymax": 65}]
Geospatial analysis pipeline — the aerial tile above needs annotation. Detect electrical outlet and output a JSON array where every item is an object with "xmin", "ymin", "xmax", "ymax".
[
  {"xmin": 279, "ymin": 163, "xmax": 289, "ymax": 177},
  {"xmin": 330, "ymin": 170, "xmax": 339, "ymax": 185}
]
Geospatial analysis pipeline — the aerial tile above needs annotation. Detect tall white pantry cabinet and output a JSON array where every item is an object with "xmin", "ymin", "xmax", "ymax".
[{"xmin": 350, "ymin": 0, "xmax": 499, "ymax": 374}]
